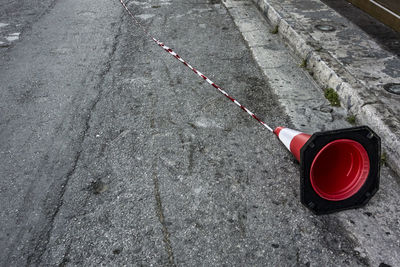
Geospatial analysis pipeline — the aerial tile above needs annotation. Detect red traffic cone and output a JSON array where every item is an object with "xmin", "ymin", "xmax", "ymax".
[{"xmin": 274, "ymin": 126, "xmax": 381, "ymax": 214}]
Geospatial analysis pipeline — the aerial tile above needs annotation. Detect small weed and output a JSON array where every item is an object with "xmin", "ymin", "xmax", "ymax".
[
  {"xmin": 270, "ymin": 25, "xmax": 279, "ymax": 34},
  {"xmin": 324, "ymin": 88, "xmax": 340, "ymax": 107},
  {"xmin": 300, "ymin": 59, "xmax": 307, "ymax": 69},
  {"xmin": 380, "ymin": 152, "xmax": 387, "ymax": 166},
  {"xmin": 346, "ymin": 115, "xmax": 356, "ymax": 125}
]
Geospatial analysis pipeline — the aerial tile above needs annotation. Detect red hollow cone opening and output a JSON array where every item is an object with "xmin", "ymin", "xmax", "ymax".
[{"xmin": 310, "ymin": 139, "xmax": 370, "ymax": 201}]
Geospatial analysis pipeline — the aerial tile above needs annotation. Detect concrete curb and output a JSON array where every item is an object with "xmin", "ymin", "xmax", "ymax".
[{"xmin": 252, "ymin": 0, "xmax": 400, "ymax": 176}]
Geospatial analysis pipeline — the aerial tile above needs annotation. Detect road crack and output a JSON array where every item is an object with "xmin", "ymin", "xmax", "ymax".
[
  {"xmin": 29, "ymin": 13, "xmax": 124, "ymax": 266},
  {"xmin": 152, "ymin": 169, "xmax": 176, "ymax": 266},
  {"xmin": 149, "ymin": 68, "xmax": 176, "ymax": 266}
]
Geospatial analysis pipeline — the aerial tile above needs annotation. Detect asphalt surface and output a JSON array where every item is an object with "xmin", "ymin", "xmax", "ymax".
[{"xmin": 0, "ymin": 0, "xmax": 399, "ymax": 266}]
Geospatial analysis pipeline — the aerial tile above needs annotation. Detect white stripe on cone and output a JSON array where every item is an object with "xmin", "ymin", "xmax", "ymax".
[
  {"xmin": 274, "ymin": 126, "xmax": 312, "ymax": 161},
  {"xmin": 276, "ymin": 127, "xmax": 302, "ymax": 152}
]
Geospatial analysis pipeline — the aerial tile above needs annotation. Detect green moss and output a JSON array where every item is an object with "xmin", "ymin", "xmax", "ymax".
[
  {"xmin": 381, "ymin": 152, "xmax": 387, "ymax": 166},
  {"xmin": 270, "ymin": 25, "xmax": 279, "ymax": 34},
  {"xmin": 300, "ymin": 59, "xmax": 307, "ymax": 69},
  {"xmin": 324, "ymin": 88, "xmax": 340, "ymax": 107},
  {"xmin": 346, "ymin": 115, "xmax": 356, "ymax": 125}
]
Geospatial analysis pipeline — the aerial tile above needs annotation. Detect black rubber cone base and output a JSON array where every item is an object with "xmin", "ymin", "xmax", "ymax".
[{"xmin": 300, "ymin": 126, "xmax": 381, "ymax": 215}]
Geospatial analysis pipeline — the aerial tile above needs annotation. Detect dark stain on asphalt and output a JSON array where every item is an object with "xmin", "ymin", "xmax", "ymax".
[
  {"xmin": 318, "ymin": 217, "xmax": 371, "ymax": 266},
  {"xmin": 112, "ymin": 248, "xmax": 122, "ymax": 255},
  {"xmin": 238, "ymin": 211, "xmax": 247, "ymax": 237},
  {"xmin": 188, "ymin": 143, "xmax": 195, "ymax": 175},
  {"xmin": 239, "ymin": 75, "xmax": 289, "ymax": 127},
  {"xmin": 91, "ymin": 180, "xmax": 108, "ymax": 195}
]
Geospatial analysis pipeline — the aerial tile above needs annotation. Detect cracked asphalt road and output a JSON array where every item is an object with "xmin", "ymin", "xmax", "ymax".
[{"xmin": 0, "ymin": 0, "xmax": 399, "ymax": 266}]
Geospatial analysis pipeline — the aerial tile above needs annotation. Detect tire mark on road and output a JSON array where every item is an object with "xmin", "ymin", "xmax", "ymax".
[
  {"xmin": 148, "ymin": 58, "xmax": 176, "ymax": 266},
  {"xmin": 152, "ymin": 169, "xmax": 176, "ymax": 266},
  {"xmin": 29, "ymin": 14, "xmax": 124, "ymax": 266}
]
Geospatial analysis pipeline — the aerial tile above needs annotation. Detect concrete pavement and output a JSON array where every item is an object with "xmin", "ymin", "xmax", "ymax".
[{"xmin": 223, "ymin": 0, "xmax": 400, "ymax": 265}]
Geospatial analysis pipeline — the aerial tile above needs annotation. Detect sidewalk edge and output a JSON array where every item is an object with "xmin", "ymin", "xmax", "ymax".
[{"xmin": 252, "ymin": 0, "xmax": 400, "ymax": 176}]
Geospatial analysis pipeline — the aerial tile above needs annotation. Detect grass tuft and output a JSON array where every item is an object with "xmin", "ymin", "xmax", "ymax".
[
  {"xmin": 346, "ymin": 115, "xmax": 356, "ymax": 125},
  {"xmin": 300, "ymin": 59, "xmax": 307, "ymax": 69},
  {"xmin": 324, "ymin": 88, "xmax": 340, "ymax": 107},
  {"xmin": 381, "ymin": 152, "xmax": 387, "ymax": 166}
]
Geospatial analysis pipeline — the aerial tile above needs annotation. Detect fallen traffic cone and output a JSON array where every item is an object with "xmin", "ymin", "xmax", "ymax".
[{"xmin": 274, "ymin": 126, "xmax": 381, "ymax": 214}]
